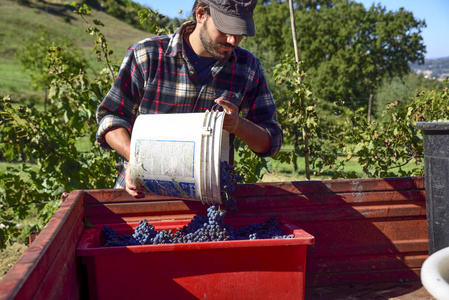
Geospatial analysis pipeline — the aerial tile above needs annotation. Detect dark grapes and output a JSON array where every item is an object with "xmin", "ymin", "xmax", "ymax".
[
  {"xmin": 101, "ymin": 207, "xmax": 294, "ymax": 247},
  {"xmin": 233, "ymin": 217, "xmax": 295, "ymax": 240},
  {"xmin": 132, "ymin": 219, "xmax": 156, "ymax": 244},
  {"xmin": 102, "ymin": 225, "xmax": 140, "ymax": 246},
  {"xmin": 220, "ymin": 161, "xmax": 243, "ymax": 211}
]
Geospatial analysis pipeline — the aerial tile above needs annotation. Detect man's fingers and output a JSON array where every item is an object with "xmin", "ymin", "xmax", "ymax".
[
  {"xmin": 215, "ymin": 98, "xmax": 238, "ymax": 114},
  {"xmin": 125, "ymin": 166, "xmax": 145, "ymax": 198},
  {"xmin": 126, "ymin": 181, "xmax": 146, "ymax": 198},
  {"xmin": 126, "ymin": 186, "xmax": 145, "ymax": 198}
]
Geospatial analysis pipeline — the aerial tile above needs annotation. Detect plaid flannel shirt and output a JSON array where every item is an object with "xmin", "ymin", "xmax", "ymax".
[{"xmin": 96, "ymin": 21, "xmax": 283, "ymax": 188}]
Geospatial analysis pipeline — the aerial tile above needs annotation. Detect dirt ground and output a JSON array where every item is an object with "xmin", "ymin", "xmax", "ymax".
[{"xmin": 0, "ymin": 243, "xmax": 28, "ymax": 280}]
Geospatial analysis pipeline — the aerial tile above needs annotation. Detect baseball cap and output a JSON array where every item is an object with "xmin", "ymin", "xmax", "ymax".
[{"xmin": 202, "ymin": 0, "xmax": 258, "ymax": 37}]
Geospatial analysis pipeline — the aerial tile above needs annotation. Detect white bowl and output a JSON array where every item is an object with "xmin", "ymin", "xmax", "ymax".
[{"xmin": 421, "ymin": 246, "xmax": 449, "ymax": 300}]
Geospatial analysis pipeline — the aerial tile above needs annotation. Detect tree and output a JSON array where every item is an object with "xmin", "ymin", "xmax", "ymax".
[
  {"xmin": 247, "ymin": 0, "xmax": 426, "ymax": 105},
  {"xmin": 299, "ymin": 0, "xmax": 426, "ymax": 104},
  {"xmin": 273, "ymin": 56, "xmax": 318, "ymax": 178}
]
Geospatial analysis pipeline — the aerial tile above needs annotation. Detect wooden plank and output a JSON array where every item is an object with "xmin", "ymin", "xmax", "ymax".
[
  {"xmin": 84, "ymin": 189, "xmax": 200, "ymax": 204},
  {"xmin": 0, "ymin": 191, "xmax": 84, "ymax": 300},
  {"xmin": 291, "ymin": 219, "xmax": 428, "ymax": 253},
  {"xmin": 230, "ymin": 203, "xmax": 427, "ymax": 221},
  {"xmin": 89, "ymin": 213, "xmax": 199, "ymax": 226},
  {"xmin": 233, "ymin": 177, "xmax": 425, "ymax": 197},
  {"xmin": 306, "ymin": 268, "xmax": 422, "ymax": 287},
  {"xmin": 305, "ymin": 280, "xmax": 434, "ymax": 299},
  {"xmin": 86, "ymin": 201, "xmax": 198, "ymax": 217},
  {"xmin": 32, "ymin": 213, "xmax": 84, "ymax": 300},
  {"xmin": 83, "ymin": 177, "xmax": 425, "ymax": 204},
  {"xmin": 307, "ymin": 249, "xmax": 428, "ymax": 269},
  {"xmin": 307, "ymin": 254, "xmax": 428, "ymax": 274},
  {"xmin": 234, "ymin": 190, "xmax": 426, "ymax": 207},
  {"xmin": 84, "ymin": 197, "xmax": 207, "ymax": 225}
]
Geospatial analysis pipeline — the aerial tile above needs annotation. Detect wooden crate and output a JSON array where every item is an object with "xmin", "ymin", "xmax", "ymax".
[{"xmin": 0, "ymin": 177, "xmax": 428, "ymax": 299}]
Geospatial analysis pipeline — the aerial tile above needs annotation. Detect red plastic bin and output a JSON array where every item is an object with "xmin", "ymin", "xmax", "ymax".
[{"xmin": 77, "ymin": 217, "xmax": 315, "ymax": 300}]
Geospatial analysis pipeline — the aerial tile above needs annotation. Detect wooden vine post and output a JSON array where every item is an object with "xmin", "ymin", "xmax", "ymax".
[{"xmin": 288, "ymin": 0, "xmax": 311, "ymax": 180}]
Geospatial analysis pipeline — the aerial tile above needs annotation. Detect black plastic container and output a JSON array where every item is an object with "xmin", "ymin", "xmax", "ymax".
[{"xmin": 416, "ymin": 122, "xmax": 449, "ymax": 254}]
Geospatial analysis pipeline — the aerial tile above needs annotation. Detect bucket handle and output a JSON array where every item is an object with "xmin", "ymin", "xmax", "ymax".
[{"xmin": 200, "ymin": 110, "xmax": 222, "ymax": 205}]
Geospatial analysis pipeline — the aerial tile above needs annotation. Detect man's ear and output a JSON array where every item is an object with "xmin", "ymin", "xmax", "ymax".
[{"xmin": 195, "ymin": 6, "xmax": 208, "ymax": 24}]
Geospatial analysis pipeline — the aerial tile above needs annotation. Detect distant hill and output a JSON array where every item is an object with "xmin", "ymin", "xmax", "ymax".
[
  {"xmin": 0, "ymin": 0, "xmax": 155, "ymax": 100},
  {"xmin": 410, "ymin": 57, "xmax": 449, "ymax": 80}
]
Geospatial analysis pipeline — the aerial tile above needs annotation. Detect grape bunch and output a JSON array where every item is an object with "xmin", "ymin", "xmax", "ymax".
[
  {"xmin": 132, "ymin": 219, "xmax": 175, "ymax": 245},
  {"xmin": 101, "ymin": 206, "xmax": 294, "ymax": 247},
  {"xmin": 233, "ymin": 217, "xmax": 295, "ymax": 240},
  {"xmin": 151, "ymin": 229, "xmax": 175, "ymax": 244},
  {"xmin": 220, "ymin": 161, "xmax": 243, "ymax": 211},
  {"xmin": 132, "ymin": 220, "xmax": 156, "ymax": 244},
  {"xmin": 102, "ymin": 225, "xmax": 140, "ymax": 247},
  {"xmin": 172, "ymin": 205, "xmax": 233, "ymax": 243}
]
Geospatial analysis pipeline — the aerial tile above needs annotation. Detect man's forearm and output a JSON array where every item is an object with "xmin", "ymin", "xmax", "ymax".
[
  {"xmin": 104, "ymin": 127, "xmax": 131, "ymax": 161},
  {"xmin": 233, "ymin": 117, "xmax": 271, "ymax": 154},
  {"xmin": 215, "ymin": 97, "xmax": 272, "ymax": 154}
]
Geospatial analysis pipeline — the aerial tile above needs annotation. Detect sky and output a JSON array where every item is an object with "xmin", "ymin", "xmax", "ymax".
[{"xmin": 134, "ymin": 0, "xmax": 449, "ymax": 59}]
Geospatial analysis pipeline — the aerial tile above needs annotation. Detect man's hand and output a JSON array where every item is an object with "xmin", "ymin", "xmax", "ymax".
[
  {"xmin": 214, "ymin": 97, "xmax": 272, "ymax": 154},
  {"xmin": 125, "ymin": 166, "xmax": 146, "ymax": 198},
  {"xmin": 214, "ymin": 97, "xmax": 240, "ymax": 133},
  {"xmin": 105, "ymin": 127, "xmax": 147, "ymax": 198}
]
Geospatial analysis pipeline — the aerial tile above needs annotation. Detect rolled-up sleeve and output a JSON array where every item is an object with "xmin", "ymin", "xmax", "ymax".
[
  {"xmin": 96, "ymin": 114, "xmax": 132, "ymax": 149},
  {"xmin": 96, "ymin": 44, "xmax": 144, "ymax": 149},
  {"xmin": 258, "ymin": 121, "xmax": 283, "ymax": 157}
]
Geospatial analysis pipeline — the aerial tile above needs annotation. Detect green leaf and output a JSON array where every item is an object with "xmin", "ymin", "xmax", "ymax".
[
  {"xmin": 93, "ymin": 20, "xmax": 104, "ymax": 26},
  {"xmin": 4, "ymin": 148, "xmax": 14, "ymax": 161},
  {"xmin": 82, "ymin": 4, "xmax": 91, "ymax": 14},
  {"xmin": 69, "ymin": 113, "xmax": 79, "ymax": 128},
  {"xmin": 67, "ymin": 2, "xmax": 78, "ymax": 7}
]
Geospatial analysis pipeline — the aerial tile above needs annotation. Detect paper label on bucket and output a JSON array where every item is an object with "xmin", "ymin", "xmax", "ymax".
[{"xmin": 133, "ymin": 139, "xmax": 196, "ymax": 198}]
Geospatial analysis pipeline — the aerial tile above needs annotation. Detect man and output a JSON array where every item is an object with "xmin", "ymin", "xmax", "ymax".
[{"xmin": 96, "ymin": 0, "xmax": 283, "ymax": 197}]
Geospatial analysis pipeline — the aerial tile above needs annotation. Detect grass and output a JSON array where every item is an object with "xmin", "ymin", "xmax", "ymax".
[
  {"xmin": 0, "ymin": 62, "xmax": 33, "ymax": 96},
  {"xmin": 260, "ymin": 155, "xmax": 358, "ymax": 182},
  {"xmin": 0, "ymin": 243, "xmax": 28, "ymax": 280},
  {"xmin": 259, "ymin": 143, "xmax": 422, "ymax": 183},
  {"xmin": 0, "ymin": 0, "xmax": 153, "ymax": 101}
]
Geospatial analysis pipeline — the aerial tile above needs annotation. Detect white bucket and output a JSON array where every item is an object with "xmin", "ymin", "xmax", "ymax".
[
  {"xmin": 421, "ymin": 246, "xmax": 449, "ymax": 300},
  {"xmin": 128, "ymin": 111, "xmax": 229, "ymax": 204}
]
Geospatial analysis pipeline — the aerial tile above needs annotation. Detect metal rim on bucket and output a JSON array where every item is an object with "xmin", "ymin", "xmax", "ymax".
[{"xmin": 200, "ymin": 110, "xmax": 224, "ymax": 205}]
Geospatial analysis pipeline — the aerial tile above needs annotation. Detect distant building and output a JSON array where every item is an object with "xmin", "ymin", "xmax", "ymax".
[
  {"xmin": 410, "ymin": 57, "xmax": 449, "ymax": 80},
  {"xmin": 414, "ymin": 69, "xmax": 433, "ymax": 79}
]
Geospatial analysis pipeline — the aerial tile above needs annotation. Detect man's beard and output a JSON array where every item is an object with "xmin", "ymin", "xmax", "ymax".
[{"xmin": 199, "ymin": 21, "xmax": 234, "ymax": 63}]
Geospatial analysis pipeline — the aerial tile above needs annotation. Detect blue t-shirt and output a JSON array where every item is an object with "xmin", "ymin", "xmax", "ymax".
[{"xmin": 183, "ymin": 39, "xmax": 217, "ymax": 85}]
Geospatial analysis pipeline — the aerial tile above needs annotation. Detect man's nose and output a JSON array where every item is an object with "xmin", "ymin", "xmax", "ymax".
[{"xmin": 226, "ymin": 35, "xmax": 242, "ymax": 46}]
